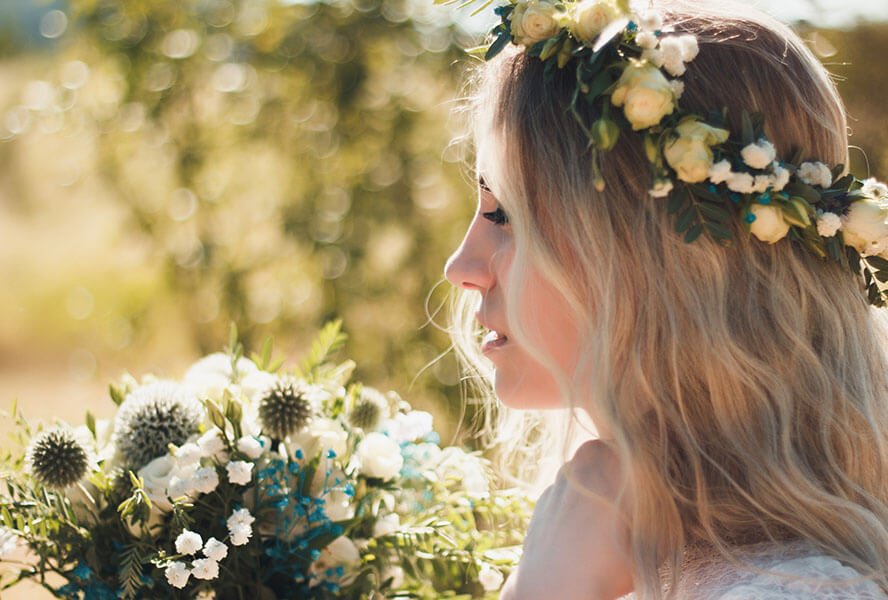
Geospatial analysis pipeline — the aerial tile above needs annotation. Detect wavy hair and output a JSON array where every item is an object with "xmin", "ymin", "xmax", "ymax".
[{"xmin": 451, "ymin": 0, "xmax": 888, "ymax": 597}]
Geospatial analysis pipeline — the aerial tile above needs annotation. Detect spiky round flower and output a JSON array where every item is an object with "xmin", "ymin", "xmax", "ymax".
[
  {"xmin": 25, "ymin": 426, "xmax": 90, "ymax": 489},
  {"xmin": 257, "ymin": 376, "xmax": 315, "ymax": 440},
  {"xmin": 113, "ymin": 381, "xmax": 202, "ymax": 468},
  {"xmin": 348, "ymin": 387, "xmax": 388, "ymax": 431}
]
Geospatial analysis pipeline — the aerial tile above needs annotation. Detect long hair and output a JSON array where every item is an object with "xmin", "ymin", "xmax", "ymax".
[{"xmin": 452, "ymin": 0, "xmax": 888, "ymax": 597}]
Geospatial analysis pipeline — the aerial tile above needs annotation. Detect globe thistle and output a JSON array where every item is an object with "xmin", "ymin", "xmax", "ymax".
[
  {"xmin": 348, "ymin": 387, "xmax": 388, "ymax": 431},
  {"xmin": 113, "ymin": 381, "xmax": 203, "ymax": 468},
  {"xmin": 25, "ymin": 426, "xmax": 90, "ymax": 489},
  {"xmin": 257, "ymin": 376, "xmax": 315, "ymax": 440}
]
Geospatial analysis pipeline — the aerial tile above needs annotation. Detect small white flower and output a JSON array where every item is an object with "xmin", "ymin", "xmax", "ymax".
[
  {"xmin": 817, "ymin": 212, "xmax": 842, "ymax": 237},
  {"xmin": 176, "ymin": 530, "xmax": 203, "ymax": 555},
  {"xmin": 669, "ymin": 79, "xmax": 685, "ymax": 100},
  {"xmin": 770, "ymin": 165, "xmax": 790, "ymax": 191},
  {"xmin": 192, "ymin": 466, "xmax": 220, "ymax": 494},
  {"xmin": 649, "ymin": 179, "xmax": 674, "ymax": 198},
  {"xmin": 355, "ymin": 432, "xmax": 404, "ymax": 480},
  {"xmin": 679, "ymin": 35, "xmax": 699, "ymax": 61},
  {"xmin": 191, "ymin": 558, "xmax": 220, "ymax": 580},
  {"xmin": 226, "ymin": 460, "xmax": 253, "ymax": 485},
  {"xmin": 741, "ymin": 139, "xmax": 776, "ymax": 170},
  {"xmin": 642, "ymin": 47, "xmax": 664, "ymax": 68},
  {"xmin": 197, "ymin": 430, "xmax": 226, "ymax": 459},
  {"xmin": 708, "ymin": 160, "xmax": 733, "ymax": 185},
  {"xmin": 636, "ymin": 31, "xmax": 658, "ymax": 50},
  {"xmin": 479, "ymin": 565, "xmax": 505, "ymax": 592},
  {"xmin": 862, "ymin": 177, "xmax": 888, "ymax": 200},
  {"xmin": 228, "ymin": 507, "xmax": 255, "ymax": 528},
  {"xmin": 0, "ymin": 527, "xmax": 21, "ymax": 559},
  {"xmin": 229, "ymin": 524, "xmax": 252, "ymax": 546},
  {"xmin": 165, "ymin": 561, "xmax": 191, "ymax": 589},
  {"xmin": 236, "ymin": 436, "xmax": 263, "ymax": 459},
  {"xmin": 639, "ymin": 10, "xmax": 662, "ymax": 31},
  {"xmin": 753, "ymin": 174, "xmax": 771, "ymax": 194},
  {"xmin": 203, "ymin": 537, "xmax": 228, "ymax": 562},
  {"xmin": 175, "ymin": 442, "xmax": 202, "ymax": 466},
  {"xmin": 726, "ymin": 172, "xmax": 756, "ymax": 194},
  {"xmin": 659, "ymin": 36, "xmax": 683, "ymax": 65},
  {"xmin": 373, "ymin": 513, "xmax": 401, "ymax": 537},
  {"xmin": 797, "ymin": 161, "xmax": 833, "ymax": 188}
]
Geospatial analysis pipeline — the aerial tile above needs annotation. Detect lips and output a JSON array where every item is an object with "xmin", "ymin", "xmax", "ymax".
[{"xmin": 476, "ymin": 311, "xmax": 509, "ymax": 353}]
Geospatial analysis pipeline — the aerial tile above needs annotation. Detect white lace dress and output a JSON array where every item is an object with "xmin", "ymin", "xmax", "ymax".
[{"xmin": 625, "ymin": 541, "xmax": 887, "ymax": 599}]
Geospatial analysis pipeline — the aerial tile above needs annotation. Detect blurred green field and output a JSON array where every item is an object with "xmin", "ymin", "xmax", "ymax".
[{"xmin": 2, "ymin": 0, "xmax": 888, "ymax": 597}]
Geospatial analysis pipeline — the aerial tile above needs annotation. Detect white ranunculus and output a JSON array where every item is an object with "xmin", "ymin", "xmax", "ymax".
[
  {"xmin": 611, "ymin": 60, "xmax": 675, "ymax": 130},
  {"xmin": 748, "ymin": 204, "xmax": 790, "ymax": 244},
  {"xmin": 355, "ymin": 433, "xmax": 404, "ymax": 480},
  {"xmin": 797, "ymin": 161, "xmax": 833, "ymax": 188},
  {"xmin": 137, "ymin": 454, "xmax": 178, "ymax": 513},
  {"xmin": 569, "ymin": 0, "xmax": 617, "ymax": 43},
  {"xmin": 841, "ymin": 197, "xmax": 888, "ymax": 255},
  {"xmin": 817, "ymin": 212, "xmax": 842, "ymax": 237},
  {"xmin": 510, "ymin": 0, "xmax": 561, "ymax": 47},
  {"xmin": 741, "ymin": 139, "xmax": 776, "ymax": 170}
]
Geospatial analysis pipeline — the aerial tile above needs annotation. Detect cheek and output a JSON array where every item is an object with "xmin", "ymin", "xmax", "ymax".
[{"xmin": 521, "ymin": 273, "xmax": 580, "ymax": 374}]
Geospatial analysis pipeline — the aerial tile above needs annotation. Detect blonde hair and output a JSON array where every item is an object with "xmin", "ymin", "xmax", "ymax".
[{"xmin": 452, "ymin": 0, "xmax": 888, "ymax": 597}]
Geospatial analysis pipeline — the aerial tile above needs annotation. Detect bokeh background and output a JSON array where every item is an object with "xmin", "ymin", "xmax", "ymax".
[{"xmin": 1, "ymin": 0, "xmax": 887, "ymax": 595}]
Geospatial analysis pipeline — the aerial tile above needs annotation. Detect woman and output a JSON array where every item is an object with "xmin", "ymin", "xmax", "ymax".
[{"xmin": 444, "ymin": 0, "xmax": 888, "ymax": 597}]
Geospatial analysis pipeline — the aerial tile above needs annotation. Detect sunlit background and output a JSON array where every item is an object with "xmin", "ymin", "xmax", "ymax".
[{"xmin": 0, "ymin": 0, "xmax": 887, "ymax": 593}]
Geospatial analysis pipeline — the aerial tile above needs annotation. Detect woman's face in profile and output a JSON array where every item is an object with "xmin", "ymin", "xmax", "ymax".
[{"xmin": 444, "ymin": 174, "xmax": 579, "ymax": 409}]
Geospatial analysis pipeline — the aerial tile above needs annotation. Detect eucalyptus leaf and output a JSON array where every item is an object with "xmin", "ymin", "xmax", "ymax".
[
  {"xmin": 675, "ymin": 207, "xmax": 696, "ymax": 233},
  {"xmin": 684, "ymin": 223, "xmax": 704, "ymax": 243},
  {"xmin": 485, "ymin": 32, "xmax": 511, "ymax": 61}
]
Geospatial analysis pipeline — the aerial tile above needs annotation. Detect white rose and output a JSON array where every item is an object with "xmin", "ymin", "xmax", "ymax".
[
  {"xmin": 841, "ymin": 197, "xmax": 888, "ymax": 255},
  {"xmin": 355, "ymin": 432, "xmax": 404, "ymax": 480},
  {"xmin": 137, "ymin": 455, "xmax": 178, "ymax": 513},
  {"xmin": 664, "ymin": 120, "xmax": 729, "ymax": 184},
  {"xmin": 479, "ymin": 565, "xmax": 505, "ymax": 591},
  {"xmin": 510, "ymin": 0, "xmax": 561, "ymax": 47},
  {"xmin": 817, "ymin": 212, "xmax": 842, "ymax": 237},
  {"xmin": 748, "ymin": 203, "xmax": 790, "ymax": 244},
  {"xmin": 569, "ymin": 0, "xmax": 617, "ymax": 43},
  {"xmin": 741, "ymin": 139, "xmax": 776, "ymax": 170},
  {"xmin": 611, "ymin": 60, "xmax": 675, "ymax": 130},
  {"xmin": 288, "ymin": 417, "xmax": 349, "ymax": 463}
]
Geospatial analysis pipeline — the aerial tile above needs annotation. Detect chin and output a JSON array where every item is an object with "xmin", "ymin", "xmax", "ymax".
[{"xmin": 494, "ymin": 374, "xmax": 564, "ymax": 410}]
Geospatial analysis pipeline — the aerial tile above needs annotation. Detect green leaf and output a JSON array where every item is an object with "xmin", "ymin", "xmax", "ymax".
[
  {"xmin": 874, "ymin": 271, "xmax": 888, "ymax": 284},
  {"xmin": 697, "ymin": 202, "xmax": 733, "ymax": 223},
  {"xmin": 826, "ymin": 236, "xmax": 843, "ymax": 262},
  {"xmin": 299, "ymin": 319, "xmax": 347, "ymax": 377},
  {"xmin": 538, "ymin": 36, "xmax": 562, "ymax": 61},
  {"xmin": 675, "ymin": 207, "xmax": 696, "ymax": 234},
  {"xmin": 85, "ymin": 411, "xmax": 96, "ymax": 437},
  {"xmin": 784, "ymin": 182, "xmax": 821, "ymax": 205},
  {"xmin": 704, "ymin": 222, "xmax": 734, "ymax": 241},
  {"xmin": 583, "ymin": 70, "xmax": 613, "ymax": 102},
  {"xmin": 690, "ymin": 183, "xmax": 721, "ymax": 202},
  {"xmin": 684, "ymin": 223, "xmax": 704, "ymax": 243},
  {"xmin": 667, "ymin": 187, "xmax": 688, "ymax": 215},
  {"xmin": 831, "ymin": 163, "xmax": 845, "ymax": 181},
  {"xmin": 109, "ymin": 384, "xmax": 126, "ymax": 406},
  {"xmin": 865, "ymin": 255, "xmax": 888, "ymax": 271},
  {"xmin": 485, "ymin": 32, "xmax": 511, "ymax": 61}
]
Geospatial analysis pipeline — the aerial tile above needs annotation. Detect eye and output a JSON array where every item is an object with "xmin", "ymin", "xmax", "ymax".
[{"xmin": 482, "ymin": 205, "xmax": 510, "ymax": 226}]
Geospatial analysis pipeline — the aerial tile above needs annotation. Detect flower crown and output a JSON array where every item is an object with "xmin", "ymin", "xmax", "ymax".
[{"xmin": 448, "ymin": 0, "xmax": 888, "ymax": 306}]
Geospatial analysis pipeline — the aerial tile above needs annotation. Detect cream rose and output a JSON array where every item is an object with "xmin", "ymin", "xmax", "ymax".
[
  {"xmin": 663, "ymin": 120, "xmax": 729, "ymax": 183},
  {"xmin": 841, "ymin": 197, "xmax": 888, "ymax": 255},
  {"xmin": 137, "ymin": 454, "xmax": 178, "ymax": 513},
  {"xmin": 510, "ymin": 0, "xmax": 561, "ymax": 47},
  {"xmin": 355, "ymin": 432, "xmax": 403, "ymax": 480},
  {"xmin": 569, "ymin": 0, "xmax": 617, "ymax": 44},
  {"xmin": 611, "ymin": 60, "xmax": 675, "ymax": 130},
  {"xmin": 748, "ymin": 204, "xmax": 790, "ymax": 244}
]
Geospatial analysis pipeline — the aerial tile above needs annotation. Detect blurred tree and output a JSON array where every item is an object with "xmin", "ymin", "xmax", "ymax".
[{"xmin": 0, "ymin": 0, "xmax": 481, "ymax": 424}]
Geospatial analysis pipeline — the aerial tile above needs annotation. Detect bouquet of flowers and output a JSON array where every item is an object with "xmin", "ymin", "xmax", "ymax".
[{"xmin": 0, "ymin": 322, "xmax": 531, "ymax": 599}]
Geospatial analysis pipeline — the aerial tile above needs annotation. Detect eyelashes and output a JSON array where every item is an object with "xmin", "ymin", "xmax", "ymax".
[
  {"xmin": 482, "ymin": 207, "xmax": 509, "ymax": 225},
  {"xmin": 478, "ymin": 176, "xmax": 510, "ymax": 225}
]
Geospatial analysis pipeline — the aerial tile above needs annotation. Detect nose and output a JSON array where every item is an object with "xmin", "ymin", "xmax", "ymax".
[{"xmin": 444, "ymin": 218, "xmax": 494, "ymax": 293}]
